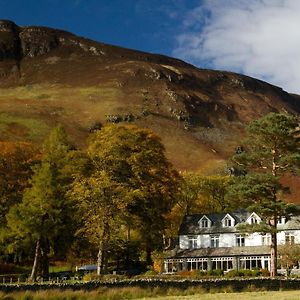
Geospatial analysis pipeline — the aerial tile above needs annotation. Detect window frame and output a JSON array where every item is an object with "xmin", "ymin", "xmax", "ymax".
[
  {"xmin": 188, "ymin": 235, "xmax": 198, "ymax": 249},
  {"xmin": 236, "ymin": 234, "xmax": 245, "ymax": 247},
  {"xmin": 210, "ymin": 235, "xmax": 220, "ymax": 248}
]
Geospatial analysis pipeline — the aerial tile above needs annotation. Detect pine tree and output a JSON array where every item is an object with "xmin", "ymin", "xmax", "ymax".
[{"xmin": 228, "ymin": 113, "xmax": 300, "ymax": 277}]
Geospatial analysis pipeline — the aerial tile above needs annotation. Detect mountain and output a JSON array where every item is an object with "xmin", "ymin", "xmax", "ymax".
[{"xmin": 0, "ymin": 20, "xmax": 300, "ymax": 200}]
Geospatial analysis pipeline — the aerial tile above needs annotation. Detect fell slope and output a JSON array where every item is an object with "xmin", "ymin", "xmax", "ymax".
[{"xmin": 0, "ymin": 20, "xmax": 300, "ymax": 201}]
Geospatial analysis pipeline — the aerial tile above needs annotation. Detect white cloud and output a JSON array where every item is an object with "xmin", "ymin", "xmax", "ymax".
[{"xmin": 173, "ymin": 0, "xmax": 300, "ymax": 93}]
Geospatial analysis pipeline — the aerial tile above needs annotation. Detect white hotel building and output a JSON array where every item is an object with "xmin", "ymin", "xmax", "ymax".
[{"xmin": 164, "ymin": 210, "xmax": 300, "ymax": 273}]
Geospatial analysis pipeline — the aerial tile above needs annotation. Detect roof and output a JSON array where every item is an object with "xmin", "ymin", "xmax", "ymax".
[
  {"xmin": 167, "ymin": 246, "xmax": 271, "ymax": 259},
  {"xmin": 77, "ymin": 264, "xmax": 97, "ymax": 271},
  {"xmin": 179, "ymin": 210, "xmax": 300, "ymax": 235},
  {"xmin": 179, "ymin": 210, "xmax": 251, "ymax": 235}
]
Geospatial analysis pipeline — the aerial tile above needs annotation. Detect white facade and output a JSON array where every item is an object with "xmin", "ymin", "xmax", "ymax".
[
  {"xmin": 179, "ymin": 231, "xmax": 300, "ymax": 250},
  {"xmin": 164, "ymin": 211, "xmax": 300, "ymax": 273}
]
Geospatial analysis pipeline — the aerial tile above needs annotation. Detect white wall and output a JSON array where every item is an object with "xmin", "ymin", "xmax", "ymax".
[{"xmin": 179, "ymin": 229, "xmax": 300, "ymax": 250}]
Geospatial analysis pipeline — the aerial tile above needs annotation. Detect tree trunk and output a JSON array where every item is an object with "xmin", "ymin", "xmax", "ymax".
[
  {"xmin": 146, "ymin": 245, "xmax": 152, "ymax": 266},
  {"xmin": 270, "ymin": 226, "xmax": 278, "ymax": 278},
  {"xmin": 30, "ymin": 239, "xmax": 41, "ymax": 282},
  {"xmin": 97, "ymin": 241, "xmax": 104, "ymax": 276},
  {"xmin": 40, "ymin": 238, "xmax": 50, "ymax": 278},
  {"xmin": 97, "ymin": 221, "xmax": 110, "ymax": 275}
]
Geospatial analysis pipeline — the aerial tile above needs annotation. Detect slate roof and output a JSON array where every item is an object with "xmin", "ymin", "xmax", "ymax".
[
  {"xmin": 179, "ymin": 210, "xmax": 251, "ymax": 235},
  {"xmin": 179, "ymin": 210, "xmax": 300, "ymax": 235},
  {"xmin": 167, "ymin": 246, "xmax": 271, "ymax": 259}
]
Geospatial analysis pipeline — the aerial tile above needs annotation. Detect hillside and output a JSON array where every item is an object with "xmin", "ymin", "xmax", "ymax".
[{"xmin": 0, "ymin": 19, "xmax": 300, "ymax": 200}]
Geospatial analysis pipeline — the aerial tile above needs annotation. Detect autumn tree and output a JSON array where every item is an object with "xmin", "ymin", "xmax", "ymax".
[
  {"xmin": 165, "ymin": 172, "xmax": 231, "ymax": 244},
  {"xmin": 71, "ymin": 124, "xmax": 179, "ymax": 271},
  {"xmin": 6, "ymin": 126, "xmax": 75, "ymax": 281},
  {"xmin": 228, "ymin": 113, "xmax": 300, "ymax": 277},
  {"xmin": 278, "ymin": 244, "xmax": 300, "ymax": 276},
  {"xmin": 0, "ymin": 142, "xmax": 38, "ymax": 226},
  {"xmin": 71, "ymin": 171, "xmax": 128, "ymax": 275}
]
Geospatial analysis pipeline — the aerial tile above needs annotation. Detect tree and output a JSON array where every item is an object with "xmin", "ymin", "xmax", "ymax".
[
  {"xmin": 6, "ymin": 126, "xmax": 75, "ymax": 281},
  {"xmin": 71, "ymin": 124, "xmax": 179, "ymax": 271},
  {"xmin": 0, "ymin": 142, "xmax": 38, "ymax": 226},
  {"xmin": 0, "ymin": 142, "xmax": 38, "ymax": 262},
  {"xmin": 278, "ymin": 244, "xmax": 300, "ymax": 276},
  {"xmin": 228, "ymin": 113, "xmax": 300, "ymax": 277},
  {"xmin": 71, "ymin": 171, "xmax": 128, "ymax": 275},
  {"xmin": 165, "ymin": 173, "xmax": 231, "ymax": 243}
]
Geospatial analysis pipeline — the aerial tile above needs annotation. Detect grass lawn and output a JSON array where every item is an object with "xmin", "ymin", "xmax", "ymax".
[
  {"xmin": 1, "ymin": 289, "xmax": 300, "ymax": 300},
  {"xmin": 143, "ymin": 290, "xmax": 300, "ymax": 300}
]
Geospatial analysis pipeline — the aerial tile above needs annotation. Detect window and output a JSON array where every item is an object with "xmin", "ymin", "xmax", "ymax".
[
  {"xmin": 236, "ymin": 234, "xmax": 245, "ymax": 247},
  {"xmin": 224, "ymin": 217, "xmax": 232, "ymax": 227},
  {"xmin": 199, "ymin": 216, "xmax": 210, "ymax": 228},
  {"xmin": 248, "ymin": 213, "xmax": 260, "ymax": 225},
  {"xmin": 211, "ymin": 257, "xmax": 233, "ymax": 271},
  {"xmin": 188, "ymin": 236, "xmax": 198, "ymax": 249},
  {"xmin": 262, "ymin": 234, "xmax": 271, "ymax": 246},
  {"xmin": 277, "ymin": 217, "xmax": 286, "ymax": 225},
  {"xmin": 201, "ymin": 218, "xmax": 208, "ymax": 228},
  {"xmin": 210, "ymin": 235, "xmax": 219, "ymax": 248},
  {"xmin": 251, "ymin": 217, "xmax": 258, "ymax": 224},
  {"xmin": 285, "ymin": 232, "xmax": 295, "ymax": 245}
]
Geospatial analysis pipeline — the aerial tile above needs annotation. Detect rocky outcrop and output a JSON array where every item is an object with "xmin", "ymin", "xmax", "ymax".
[
  {"xmin": 0, "ymin": 20, "xmax": 102, "ymax": 60},
  {"xmin": 0, "ymin": 20, "xmax": 21, "ymax": 60}
]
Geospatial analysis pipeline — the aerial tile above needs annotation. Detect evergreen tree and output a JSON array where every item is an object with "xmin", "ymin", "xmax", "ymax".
[{"xmin": 227, "ymin": 113, "xmax": 300, "ymax": 277}]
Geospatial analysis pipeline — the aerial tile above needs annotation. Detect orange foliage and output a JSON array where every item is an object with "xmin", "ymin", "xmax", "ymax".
[{"xmin": 0, "ymin": 141, "xmax": 40, "ymax": 216}]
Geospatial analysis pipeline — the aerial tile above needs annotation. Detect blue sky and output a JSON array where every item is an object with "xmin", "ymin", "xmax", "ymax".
[
  {"xmin": 0, "ymin": 0, "xmax": 200, "ymax": 57},
  {"xmin": 1, "ymin": 0, "xmax": 300, "ymax": 93}
]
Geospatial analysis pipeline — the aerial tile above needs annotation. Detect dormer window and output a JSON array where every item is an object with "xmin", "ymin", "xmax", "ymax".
[
  {"xmin": 246, "ymin": 212, "xmax": 261, "ymax": 225},
  {"xmin": 224, "ymin": 218, "xmax": 232, "ymax": 227},
  {"xmin": 199, "ymin": 215, "xmax": 211, "ymax": 228},
  {"xmin": 251, "ymin": 217, "xmax": 258, "ymax": 224},
  {"xmin": 277, "ymin": 217, "xmax": 286, "ymax": 225},
  {"xmin": 222, "ymin": 214, "xmax": 235, "ymax": 227},
  {"xmin": 201, "ymin": 218, "xmax": 208, "ymax": 228}
]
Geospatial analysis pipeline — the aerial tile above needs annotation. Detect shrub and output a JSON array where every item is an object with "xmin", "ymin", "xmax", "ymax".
[
  {"xmin": 191, "ymin": 270, "xmax": 207, "ymax": 278},
  {"xmin": 260, "ymin": 268, "xmax": 270, "ymax": 277},
  {"xmin": 239, "ymin": 269, "xmax": 254, "ymax": 277},
  {"xmin": 82, "ymin": 272, "xmax": 102, "ymax": 281},
  {"xmin": 252, "ymin": 269, "xmax": 261, "ymax": 277},
  {"xmin": 207, "ymin": 269, "xmax": 223, "ymax": 276},
  {"xmin": 225, "ymin": 270, "xmax": 242, "ymax": 278},
  {"xmin": 142, "ymin": 269, "xmax": 158, "ymax": 276},
  {"xmin": 175, "ymin": 270, "xmax": 193, "ymax": 277}
]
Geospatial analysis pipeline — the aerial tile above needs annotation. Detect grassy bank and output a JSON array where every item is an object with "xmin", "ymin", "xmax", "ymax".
[{"xmin": 1, "ymin": 288, "xmax": 300, "ymax": 300}]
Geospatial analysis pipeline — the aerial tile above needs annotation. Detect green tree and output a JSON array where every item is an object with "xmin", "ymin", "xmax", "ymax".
[
  {"xmin": 228, "ymin": 113, "xmax": 300, "ymax": 277},
  {"xmin": 6, "ymin": 126, "xmax": 75, "ymax": 281}
]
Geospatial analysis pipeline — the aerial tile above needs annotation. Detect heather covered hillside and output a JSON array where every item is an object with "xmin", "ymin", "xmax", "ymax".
[{"xmin": 0, "ymin": 20, "xmax": 300, "ymax": 200}]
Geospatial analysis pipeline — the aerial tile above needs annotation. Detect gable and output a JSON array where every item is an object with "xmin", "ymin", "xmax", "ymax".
[
  {"xmin": 246, "ymin": 212, "xmax": 261, "ymax": 225},
  {"xmin": 221, "ymin": 213, "xmax": 235, "ymax": 227},
  {"xmin": 198, "ymin": 215, "xmax": 212, "ymax": 228}
]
